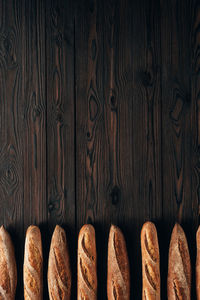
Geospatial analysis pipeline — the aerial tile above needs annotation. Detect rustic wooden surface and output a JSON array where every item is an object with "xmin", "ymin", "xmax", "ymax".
[{"xmin": 0, "ymin": 0, "xmax": 199, "ymax": 298}]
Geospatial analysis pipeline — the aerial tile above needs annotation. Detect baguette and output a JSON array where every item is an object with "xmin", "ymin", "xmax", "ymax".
[
  {"xmin": 141, "ymin": 221, "xmax": 160, "ymax": 300},
  {"xmin": 196, "ymin": 226, "xmax": 200, "ymax": 300},
  {"xmin": 48, "ymin": 225, "xmax": 71, "ymax": 300},
  {"xmin": 77, "ymin": 224, "xmax": 97, "ymax": 299},
  {"xmin": 167, "ymin": 223, "xmax": 191, "ymax": 299},
  {"xmin": 0, "ymin": 225, "xmax": 17, "ymax": 300},
  {"xmin": 23, "ymin": 225, "xmax": 43, "ymax": 299},
  {"xmin": 107, "ymin": 225, "xmax": 130, "ymax": 300}
]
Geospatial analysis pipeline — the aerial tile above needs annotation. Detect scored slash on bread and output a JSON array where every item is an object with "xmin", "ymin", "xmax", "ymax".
[
  {"xmin": 107, "ymin": 225, "xmax": 130, "ymax": 300},
  {"xmin": 23, "ymin": 225, "xmax": 43, "ymax": 300},
  {"xmin": 0, "ymin": 225, "xmax": 17, "ymax": 300},
  {"xmin": 196, "ymin": 226, "xmax": 200, "ymax": 300},
  {"xmin": 48, "ymin": 225, "xmax": 71, "ymax": 300},
  {"xmin": 77, "ymin": 224, "xmax": 97, "ymax": 300},
  {"xmin": 141, "ymin": 221, "xmax": 160, "ymax": 300},
  {"xmin": 167, "ymin": 223, "xmax": 191, "ymax": 300}
]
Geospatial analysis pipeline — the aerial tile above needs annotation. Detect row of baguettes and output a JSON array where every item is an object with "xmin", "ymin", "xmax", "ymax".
[{"xmin": 0, "ymin": 222, "xmax": 197, "ymax": 299}]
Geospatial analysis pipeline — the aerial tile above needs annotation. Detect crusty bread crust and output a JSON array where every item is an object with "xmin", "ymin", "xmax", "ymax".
[
  {"xmin": 77, "ymin": 224, "xmax": 97, "ymax": 300},
  {"xmin": 141, "ymin": 221, "xmax": 160, "ymax": 300},
  {"xmin": 24, "ymin": 225, "xmax": 43, "ymax": 300},
  {"xmin": 107, "ymin": 225, "xmax": 130, "ymax": 300},
  {"xmin": 0, "ymin": 225, "xmax": 17, "ymax": 300},
  {"xmin": 48, "ymin": 225, "xmax": 71, "ymax": 300},
  {"xmin": 167, "ymin": 223, "xmax": 191, "ymax": 300}
]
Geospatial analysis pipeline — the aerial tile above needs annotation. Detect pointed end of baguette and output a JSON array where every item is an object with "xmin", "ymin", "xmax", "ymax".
[
  {"xmin": 26, "ymin": 225, "xmax": 41, "ymax": 237},
  {"xmin": 78, "ymin": 224, "xmax": 96, "ymax": 258},
  {"xmin": 54, "ymin": 224, "xmax": 62, "ymax": 233},
  {"xmin": 0, "ymin": 225, "xmax": 9, "ymax": 239},
  {"xmin": 171, "ymin": 223, "xmax": 186, "ymax": 241},
  {"xmin": 79, "ymin": 224, "xmax": 95, "ymax": 234},
  {"xmin": 51, "ymin": 225, "xmax": 66, "ymax": 247},
  {"xmin": 141, "ymin": 221, "xmax": 156, "ymax": 237},
  {"xmin": 109, "ymin": 225, "xmax": 126, "ymax": 247},
  {"xmin": 0, "ymin": 225, "xmax": 5, "ymax": 232},
  {"xmin": 110, "ymin": 224, "xmax": 121, "ymax": 235}
]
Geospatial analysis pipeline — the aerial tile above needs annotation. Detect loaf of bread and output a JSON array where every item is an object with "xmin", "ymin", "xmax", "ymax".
[
  {"xmin": 167, "ymin": 223, "xmax": 191, "ymax": 299},
  {"xmin": 23, "ymin": 225, "xmax": 43, "ymax": 299},
  {"xmin": 107, "ymin": 225, "xmax": 130, "ymax": 300},
  {"xmin": 77, "ymin": 224, "xmax": 97, "ymax": 299},
  {"xmin": 48, "ymin": 225, "xmax": 71, "ymax": 300},
  {"xmin": 0, "ymin": 225, "xmax": 17, "ymax": 299},
  {"xmin": 196, "ymin": 226, "xmax": 200, "ymax": 300},
  {"xmin": 141, "ymin": 221, "xmax": 160, "ymax": 300}
]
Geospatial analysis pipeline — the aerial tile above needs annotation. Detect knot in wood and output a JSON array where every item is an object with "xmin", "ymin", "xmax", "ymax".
[{"xmin": 110, "ymin": 186, "xmax": 121, "ymax": 205}]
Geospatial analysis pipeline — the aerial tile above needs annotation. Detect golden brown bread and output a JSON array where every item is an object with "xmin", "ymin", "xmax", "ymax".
[
  {"xmin": 0, "ymin": 225, "xmax": 17, "ymax": 300},
  {"xmin": 23, "ymin": 225, "xmax": 43, "ymax": 300},
  {"xmin": 141, "ymin": 221, "xmax": 160, "ymax": 300},
  {"xmin": 167, "ymin": 223, "xmax": 191, "ymax": 300},
  {"xmin": 77, "ymin": 224, "xmax": 97, "ymax": 300},
  {"xmin": 48, "ymin": 225, "xmax": 71, "ymax": 300},
  {"xmin": 107, "ymin": 225, "xmax": 130, "ymax": 300},
  {"xmin": 196, "ymin": 226, "xmax": 200, "ymax": 300}
]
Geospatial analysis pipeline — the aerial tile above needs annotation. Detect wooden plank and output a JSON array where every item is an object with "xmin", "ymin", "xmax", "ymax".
[
  {"xmin": 0, "ymin": 0, "xmax": 24, "ymax": 297},
  {"xmin": 22, "ymin": 0, "xmax": 47, "ymax": 297},
  {"xmin": 22, "ymin": 0, "xmax": 47, "ymax": 226},
  {"xmin": 75, "ymin": 1, "xmax": 110, "ymax": 298},
  {"xmin": 102, "ymin": 0, "xmax": 136, "ymax": 296},
  {"xmin": 75, "ymin": 0, "xmax": 162, "ymax": 298},
  {"xmin": 75, "ymin": 0, "xmax": 106, "ymax": 226},
  {"xmin": 191, "ymin": 1, "xmax": 200, "ymax": 232},
  {"xmin": 160, "ymin": 0, "xmax": 194, "ymax": 297},
  {"xmin": 45, "ymin": 0, "xmax": 76, "ymax": 297},
  {"xmin": 190, "ymin": 1, "xmax": 200, "ymax": 298},
  {"xmin": 46, "ymin": 0, "xmax": 75, "ymax": 229},
  {"xmin": 128, "ymin": 1, "xmax": 162, "ymax": 297}
]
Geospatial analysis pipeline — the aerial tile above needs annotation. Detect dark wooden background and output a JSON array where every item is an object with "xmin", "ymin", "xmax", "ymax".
[{"xmin": 0, "ymin": 0, "xmax": 199, "ymax": 299}]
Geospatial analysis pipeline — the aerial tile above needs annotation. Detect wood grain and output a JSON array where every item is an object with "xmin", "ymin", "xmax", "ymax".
[
  {"xmin": 21, "ymin": 1, "xmax": 47, "ymax": 297},
  {"xmin": 46, "ymin": 0, "xmax": 75, "ymax": 229},
  {"xmin": 160, "ymin": 0, "xmax": 195, "ymax": 298},
  {"xmin": 102, "ymin": 0, "xmax": 136, "ymax": 297},
  {"xmin": 75, "ymin": 3, "xmax": 109, "ymax": 296},
  {"xmin": 75, "ymin": 0, "xmax": 107, "ymax": 227},
  {"xmin": 22, "ymin": 0, "xmax": 47, "ymax": 227},
  {"xmin": 132, "ymin": 0, "xmax": 162, "ymax": 297},
  {"xmin": 0, "ymin": 0, "xmax": 24, "ymax": 298},
  {"xmin": 191, "ymin": 2, "xmax": 200, "ymax": 298},
  {"xmin": 45, "ymin": 0, "xmax": 76, "ymax": 297},
  {"xmin": 161, "ymin": 0, "xmax": 192, "ymax": 224},
  {"xmin": 191, "ymin": 1, "xmax": 200, "ymax": 227}
]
